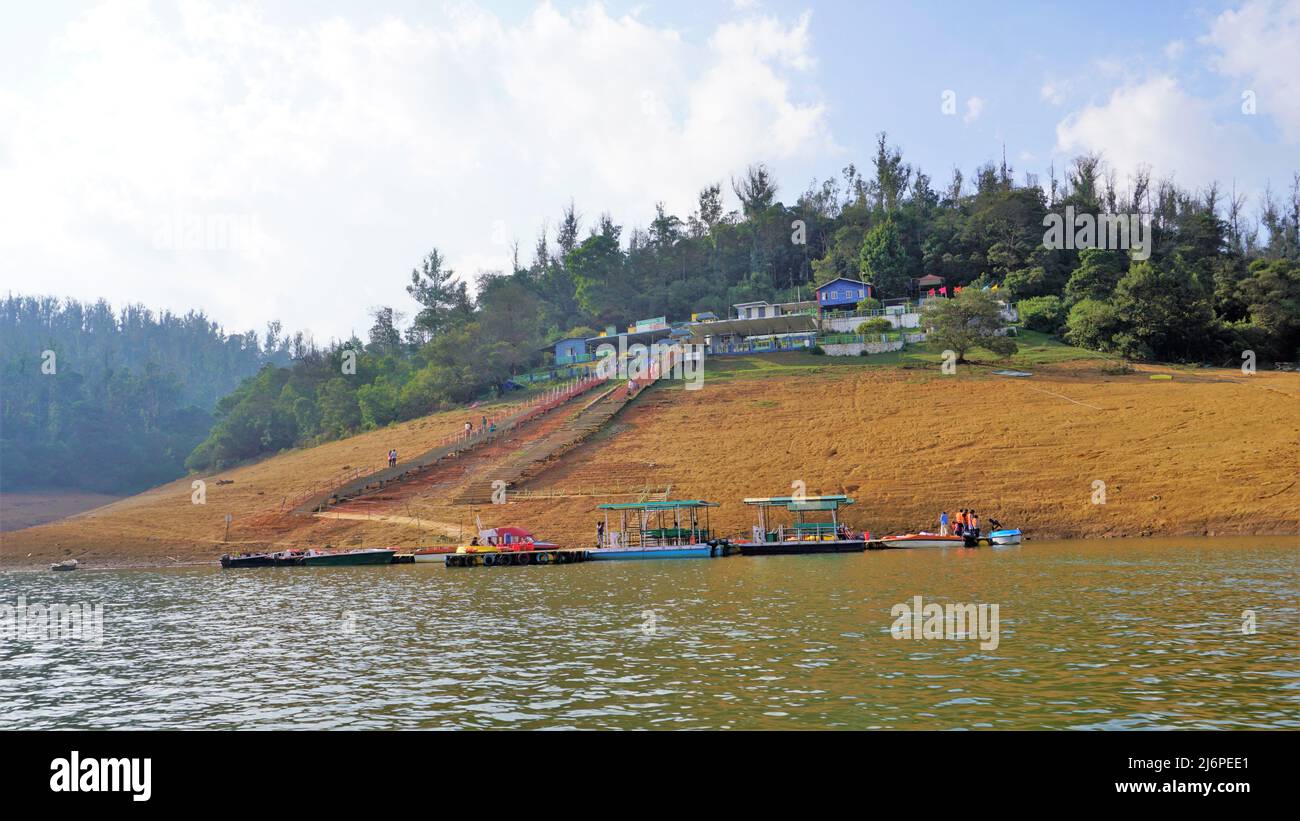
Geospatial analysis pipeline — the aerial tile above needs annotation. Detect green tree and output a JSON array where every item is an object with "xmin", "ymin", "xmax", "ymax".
[
  {"xmin": 859, "ymin": 216, "xmax": 909, "ymax": 297},
  {"xmin": 921, "ymin": 288, "xmax": 1018, "ymax": 362},
  {"xmin": 1064, "ymin": 248, "xmax": 1126, "ymax": 305}
]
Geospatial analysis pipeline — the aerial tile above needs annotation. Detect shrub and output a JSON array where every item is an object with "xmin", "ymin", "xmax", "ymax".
[
  {"xmin": 1018, "ymin": 295, "xmax": 1066, "ymax": 334},
  {"xmin": 855, "ymin": 317, "xmax": 893, "ymax": 335}
]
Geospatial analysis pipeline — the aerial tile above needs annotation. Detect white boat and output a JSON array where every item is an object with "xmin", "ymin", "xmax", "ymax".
[
  {"xmin": 989, "ymin": 529, "xmax": 1022, "ymax": 545},
  {"xmin": 879, "ymin": 533, "xmax": 967, "ymax": 549}
]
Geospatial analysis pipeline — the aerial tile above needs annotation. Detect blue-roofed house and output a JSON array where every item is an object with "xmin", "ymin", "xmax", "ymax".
[{"xmin": 814, "ymin": 277, "xmax": 873, "ymax": 314}]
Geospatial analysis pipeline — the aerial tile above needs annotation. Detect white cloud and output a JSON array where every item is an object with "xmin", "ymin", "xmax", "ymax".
[
  {"xmin": 0, "ymin": 1, "xmax": 832, "ymax": 339},
  {"xmin": 1163, "ymin": 39, "xmax": 1186, "ymax": 61},
  {"xmin": 963, "ymin": 96, "xmax": 984, "ymax": 123},
  {"xmin": 1053, "ymin": 75, "xmax": 1281, "ymax": 199},
  {"xmin": 1204, "ymin": 0, "xmax": 1300, "ymax": 141},
  {"xmin": 1040, "ymin": 80, "xmax": 1066, "ymax": 106}
]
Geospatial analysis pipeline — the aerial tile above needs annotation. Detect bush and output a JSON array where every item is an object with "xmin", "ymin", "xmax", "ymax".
[
  {"xmin": 809, "ymin": 344, "xmax": 825, "ymax": 356},
  {"xmin": 1064, "ymin": 298, "xmax": 1121, "ymax": 352},
  {"xmin": 855, "ymin": 317, "xmax": 893, "ymax": 335},
  {"xmin": 1018, "ymin": 295, "xmax": 1066, "ymax": 334}
]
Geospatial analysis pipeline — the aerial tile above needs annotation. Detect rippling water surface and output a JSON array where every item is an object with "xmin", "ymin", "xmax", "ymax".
[{"xmin": 2, "ymin": 537, "xmax": 1297, "ymax": 729}]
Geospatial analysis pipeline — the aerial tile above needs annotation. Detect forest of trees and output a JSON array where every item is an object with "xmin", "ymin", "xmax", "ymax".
[
  {"xmin": 188, "ymin": 138, "xmax": 1299, "ymax": 472},
  {"xmin": 0, "ymin": 296, "xmax": 293, "ymax": 492},
  {"xmin": 11, "ymin": 135, "xmax": 1300, "ymax": 486}
]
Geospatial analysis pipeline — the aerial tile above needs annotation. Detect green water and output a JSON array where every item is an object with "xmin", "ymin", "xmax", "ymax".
[{"xmin": 1, "ymin": 536, "xmax": 1296, "ymax": 729}]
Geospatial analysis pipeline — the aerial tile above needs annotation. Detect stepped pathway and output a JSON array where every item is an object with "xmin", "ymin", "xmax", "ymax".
[
  {"xmin": 291, "ymin": 376, "xmax": 606, "ymax": 514},
  {"xmin": 449, "ymin": 382, "xmax": 641, "ymax": 505}
]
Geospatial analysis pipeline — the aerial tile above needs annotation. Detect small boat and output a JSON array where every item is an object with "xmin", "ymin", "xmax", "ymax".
[
  {"xmin": 417, "ymin": 525, "xmax": 558, "ymax": 563},
  {"xmin": 50, "ymin": 559, "xmax": 79, "ymax": 572},
  {"xmin": 736, "ymin": 495, "xmax": 865, "ymax": 556},
  {"xmin": 220, "ymin": 552, "xmax": 276, "ymax": 568},
  {"xmin": 879, "ymin": 533, "xmax": 967, "ymax": 549},
  {"xmin": 298, "ymin": 548, "xmax": 396, "ymax": 566},
  {"xmin": 989, "ymin": 528, "xmax": 1022, "ymax": 545},
  {"xmin": 591, "ymin": 500, "xmax": 722, "ymax": 560}
]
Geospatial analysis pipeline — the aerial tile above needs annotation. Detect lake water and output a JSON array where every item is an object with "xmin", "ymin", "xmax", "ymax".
[{"xmin": 2, "ymin": 537, "xmax": 1296, "ymax": 730}]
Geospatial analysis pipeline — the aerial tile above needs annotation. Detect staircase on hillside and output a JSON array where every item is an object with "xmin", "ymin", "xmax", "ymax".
[{"xmin": 450, "ymin": 382, "xmax": 641, "ymax": 505}]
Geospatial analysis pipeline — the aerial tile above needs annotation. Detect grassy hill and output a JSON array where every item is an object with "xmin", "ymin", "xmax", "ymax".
[{"xmin": 3, "ymin": 346, "xmax": 1298, "ymax": 568}]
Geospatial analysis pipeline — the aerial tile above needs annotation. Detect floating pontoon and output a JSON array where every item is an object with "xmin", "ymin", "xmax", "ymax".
[
  {"xmin": 737, "ymin": 495, "xmax": 865, "ymax": 555},
  {"xmin": 592, "ymin": 500, "xmax": 728, "ymax": 559}
]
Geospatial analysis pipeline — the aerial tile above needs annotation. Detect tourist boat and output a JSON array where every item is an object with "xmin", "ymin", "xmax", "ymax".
[
  {"xmin": 298, "ymin": 547, "xmax": 396, "ymax": 566},
  {"xmin": 591, "ymin": 500, "xmax": 725, "ymax": 560},
  {"xmin": 50, "ymin": 559, "xmax": 79, "ymax": 572},
  {"xmin": 989, "ymin": 528, "xmax": 1022, "ymax": 545},
  {"xmin": 879, "ymin": 533, "xmax": 967, "ymax": 549},
  {"xmin": 736, "ymin": 495, "xmax": 865, "ymax": 555},
  {"xmin": 414, "ymin": 525, "xmax": 557, "ymax": 563}
]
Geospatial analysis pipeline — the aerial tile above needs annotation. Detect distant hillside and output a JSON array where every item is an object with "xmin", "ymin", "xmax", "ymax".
[{"xmin": 0, "ymin": 295, "xmax": 294, "ymax": 494}]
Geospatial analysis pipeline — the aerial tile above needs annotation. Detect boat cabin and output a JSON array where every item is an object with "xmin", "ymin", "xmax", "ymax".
[{"xmin": 595, "ymin": 500, "xmax": 718, "ymax": 549}]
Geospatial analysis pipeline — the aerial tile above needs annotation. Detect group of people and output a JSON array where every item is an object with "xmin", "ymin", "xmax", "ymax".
[
  {"xmin": 939, "ymin": 509, "xmax": 980, "ymax": 539},
  {"xmin": 386, "ymin": 448, "xmax": 398, "ymax": 467},
  {"xmin": 463, "ymin": 415, "xmax": 497, "ymax": 438}
]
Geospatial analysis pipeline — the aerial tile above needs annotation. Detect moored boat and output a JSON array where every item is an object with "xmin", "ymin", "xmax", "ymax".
[
  {"xmin": 879, "ymin": 533, "xmax": 967, "ymax": 549},
  {"xmin": 220, "ymin": 552, "xmax": 276, "ymax": 568},
  {"xmin": 591, "ymin": 500, "xmax": 722, "ymax": 560},
  {"xmin": 419, "ymin": 524, "xmax": 559, "ymax": 563},
  {"xmin": 735, "ymin": 495, "xmax": 865, "ymax": 556},
  {"xmin": 989, "ymin": 528, "xmax": 1022, "ymax": 545},
  {"xmin": 298, "ymin": 548, "xmax": 396, "ymax": 566},
  {"xmin": 50, "ymin": 559, "xmax": 79, "ymax": 571}
]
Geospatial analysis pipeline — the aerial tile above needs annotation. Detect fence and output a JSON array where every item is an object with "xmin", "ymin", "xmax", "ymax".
[{"xmin": 282, "ymin": 373, "xmax": 608, "ymax": 513}]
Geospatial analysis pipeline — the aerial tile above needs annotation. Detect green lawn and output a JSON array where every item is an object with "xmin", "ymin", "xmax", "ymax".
[{"xmin": 649, "ymin": 330, "xmax": 1106, "ymax": 388}]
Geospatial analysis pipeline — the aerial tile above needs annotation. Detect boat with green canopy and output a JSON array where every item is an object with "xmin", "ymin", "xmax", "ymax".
[
  {"xmin": 592, "ymin": 499, "xmax": 727, "ymax": 559},
  {"xmin": 736, "ymin": 495, "xmax": 866, "ymax": 555}
]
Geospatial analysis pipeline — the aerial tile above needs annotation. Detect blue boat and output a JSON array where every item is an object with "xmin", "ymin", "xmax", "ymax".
[
  {"xmin": 591, "ymin": 500, "xmax": 724, "ymax": 560},
  {"xmin": 989, "ymin": 528, "xmax": 1022, "ymax": 545}
]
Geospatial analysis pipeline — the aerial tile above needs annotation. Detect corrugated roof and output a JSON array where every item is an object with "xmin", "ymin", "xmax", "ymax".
[{"xmin": 686, "ymin": 313, "xmax": 817, "ymax": 342}]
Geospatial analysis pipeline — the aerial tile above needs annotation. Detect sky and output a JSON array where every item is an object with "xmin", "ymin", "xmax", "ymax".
[{"xmin": 1, "ymin": 0, "xmax": 1298, "ymax": 342}]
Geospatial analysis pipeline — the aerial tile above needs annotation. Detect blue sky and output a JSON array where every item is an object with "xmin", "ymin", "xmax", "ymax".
[{"xmin": 1, "ymin": 1, "xmax": 1296, "ymax": 339}]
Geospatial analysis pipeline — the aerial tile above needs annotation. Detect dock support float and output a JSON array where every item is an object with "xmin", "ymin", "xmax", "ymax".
[{"xmin": 445, "ymin": 549, "xmax": 590, "ymax": 568}]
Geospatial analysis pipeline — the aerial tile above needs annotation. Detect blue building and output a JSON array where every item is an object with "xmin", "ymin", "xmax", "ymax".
[
  {"xmin": 550, "ymin": 337, "xmax": 590, "ymax": 365},
  {"xmin": 815, "ymin": 277, "xmax": 873, "ymax": 313}
]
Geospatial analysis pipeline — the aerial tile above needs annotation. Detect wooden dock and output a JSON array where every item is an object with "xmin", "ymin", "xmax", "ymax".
[{"xmin": 444, "ymin": 549, "xmax": 590, "ymax": 568}]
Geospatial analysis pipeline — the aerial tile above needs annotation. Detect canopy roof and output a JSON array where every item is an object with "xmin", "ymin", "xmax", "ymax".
[
  {"xmin": 743, "ymin": 495, "xmax": 855, "ymax": 509},
  {"xmin": 598, "ymin": 500, "xmax": 718, "ymax": 510}
]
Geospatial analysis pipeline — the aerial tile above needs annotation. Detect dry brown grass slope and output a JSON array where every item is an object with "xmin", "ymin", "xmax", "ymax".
[{"xmin": 2, "ymin": 354, "xmax": 1297, "ymax": 569}]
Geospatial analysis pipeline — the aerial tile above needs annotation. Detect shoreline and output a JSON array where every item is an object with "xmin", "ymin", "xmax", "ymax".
[{"xmin": 4, "ymin": 529, "xmax": 1298, "ymax": 573}]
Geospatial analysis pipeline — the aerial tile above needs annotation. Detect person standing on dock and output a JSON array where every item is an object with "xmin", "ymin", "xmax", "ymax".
[
  {"xmin": 596, "ymin": 520, "xmax": 605, "ymax": 548},
  {"xmin": 940, "ymin": 510, "xmax": 950, "ymax": 536}
]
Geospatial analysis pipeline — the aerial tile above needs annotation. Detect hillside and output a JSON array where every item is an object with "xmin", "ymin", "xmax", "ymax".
[{"xmin": 2, "ymin": 347, "xmax": 1298, "ymax": 569}]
